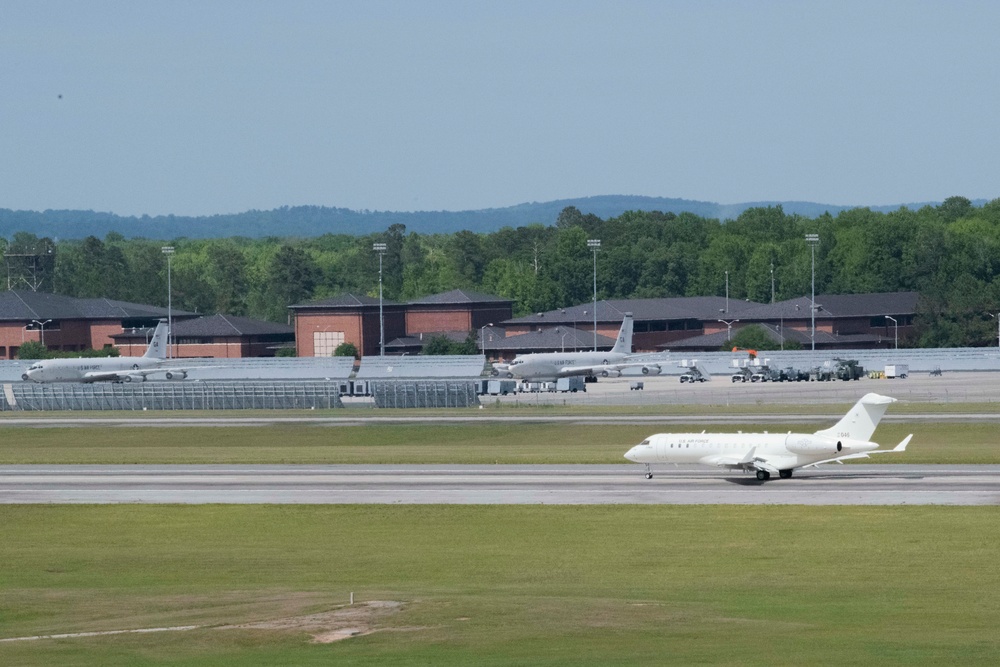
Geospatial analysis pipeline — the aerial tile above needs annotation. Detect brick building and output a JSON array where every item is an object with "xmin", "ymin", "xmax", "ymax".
[
  {"xmin": 289, "ymin": 289, "xmax": 513, "ymax": 357},
  {"xmin": 0, "ymin": 289, "xmax": 195, "ymax": 360},
  {"xmin": 113, "ymin": 314, "xmax": 294, "ymax": 358}
]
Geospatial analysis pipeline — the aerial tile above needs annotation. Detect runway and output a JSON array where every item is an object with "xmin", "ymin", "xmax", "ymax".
[{"xmin": 2, "ymin": 464, "xmax": 999, "ymax": 505}]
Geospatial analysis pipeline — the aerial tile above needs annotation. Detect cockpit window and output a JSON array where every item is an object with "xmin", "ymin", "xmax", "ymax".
[{"xmin": 28, "ymin": 364, "xmax": 42, "ymax": 371}]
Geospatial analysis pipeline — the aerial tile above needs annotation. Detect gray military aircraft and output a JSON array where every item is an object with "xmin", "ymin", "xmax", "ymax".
[
  {"xmin": 22, "ymin": 321, "xmax": 200, "ymax": 383},
  {"xmin": 495, "ymin": 313, "xmax": 662, "ymax": 382}
]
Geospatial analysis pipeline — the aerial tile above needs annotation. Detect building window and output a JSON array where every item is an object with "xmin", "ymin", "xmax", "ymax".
[{"xmin": 314, "ymin": 331, "xmax": 345, "ymax": 356}]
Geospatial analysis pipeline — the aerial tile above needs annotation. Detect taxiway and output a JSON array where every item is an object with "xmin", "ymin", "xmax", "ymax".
[{"xmin": 2, "ymin": 464, "xmax": 998, "ymax": 505}]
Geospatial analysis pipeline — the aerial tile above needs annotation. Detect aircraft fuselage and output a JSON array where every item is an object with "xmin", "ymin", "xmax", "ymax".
[
  {"xmin": 625, "ymin": 432, "xmax": 878, "ymax": 471},
  {"xmin": 23, "ymin": 357, "xmax": 162, "ymax": 383}
]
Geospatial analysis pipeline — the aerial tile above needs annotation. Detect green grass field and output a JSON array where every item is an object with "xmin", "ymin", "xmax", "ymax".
[
  {"xmin": 1, "ymin": 406, "xmax": 997, "ymax": 664},
  {"xmin": 1, "ymin": 505, "xmax": 998, "ymax": 665},
  {"xmin": 0, "ymin": 420, "xmax": 996, "ymax": 464}
]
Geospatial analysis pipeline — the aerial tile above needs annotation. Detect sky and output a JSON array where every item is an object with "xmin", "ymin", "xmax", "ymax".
[{"xmin": 2, "ymin": 0, "xmax": 998, "ymax": 217}]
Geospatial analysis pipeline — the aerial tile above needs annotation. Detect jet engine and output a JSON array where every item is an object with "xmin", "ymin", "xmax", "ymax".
[
  {"xmin": 601, "ymin": 369, "xmax": 622, "ymax": 378},
  {"xmin": 165, "ymin": 371, "xmax": 188, "ymax": 380},
  {"xmin": 641, "ymin": 365, "xmax": 662, "ymax": 376},
  {"xmin": 785, "ymin": 434, "xmax": 842, "ymax": 455}
]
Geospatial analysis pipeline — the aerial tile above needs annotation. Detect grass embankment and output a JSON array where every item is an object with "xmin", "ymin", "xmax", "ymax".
[
  {"xmin": 0, "ymin": 421, "xmax": 996, "ymax": 464},
  {"xmin": 1, "ymin": 505, "xmax": 998, "ymax": 665}
]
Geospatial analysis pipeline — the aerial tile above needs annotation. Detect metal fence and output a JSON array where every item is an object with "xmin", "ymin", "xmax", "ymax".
[
  {"xmin": 2, "ymin": 381, "xmax": 345, "ymax": 411},
  {"xmin": 357, "ymin": 355, "xmax": 486, "ymax": 379},
  {"xmin": 369, "ymin": 380, "xmax": 481, "ymax": 408}
]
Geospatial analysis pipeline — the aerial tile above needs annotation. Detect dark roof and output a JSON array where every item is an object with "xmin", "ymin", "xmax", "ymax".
[
  {"xmin": 408, "ymin": 289, "xmax": 512, "ymax": 305},
  {"xmin": 489, "ymin": 326, "xmax": 616, "ymax": 351},
  {"xmin": 173, "ymin": 314, "xmax": 293, "ymax": 337},
  {"xmin": 739, "ymin": 292, "xmax": 919, "ymax": 320},
  {"xmin": 667, "ymin": 323, "xmax": 883, "ymax": 350},
  {"xmin": 289, "ymin": 293, "xmax": 400, "ymax": 309},
  {"xmin": 504, "ymin": 297, "xmax": 764, "ymax": 326},
  {"xmin": 112, "ymin": 314, "xmax": 293, "ymax": 341},
  {"xmin": 0, "ymin": 289, "xmax": 194, "ymax": 321}
]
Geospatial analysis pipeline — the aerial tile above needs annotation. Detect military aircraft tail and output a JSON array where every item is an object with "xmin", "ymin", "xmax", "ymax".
[
  {"xmin": 143, "ymin": 321, "xmax": 169, "ymax": 359},
  {"xmin": 610, "ymin": 313, "xmax": 633, "ymax": 355},
  {"xmin": 814, "ymin": 393, "xmax": 896, "ymax": 442}
]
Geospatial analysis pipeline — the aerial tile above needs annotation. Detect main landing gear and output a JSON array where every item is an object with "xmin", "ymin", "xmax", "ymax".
[{"xmin": 755, "ymin": 469, "xmax": 794, "ymax": 481}]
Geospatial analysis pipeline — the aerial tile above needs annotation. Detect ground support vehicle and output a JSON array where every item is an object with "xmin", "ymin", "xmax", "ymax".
[
  {"xmin": 885, "ymin": 364, "xmax": 909, "ymax": 379},
  {"xmin": 835, "ymin": 359, "xmax": 865, "ymax": 381}
]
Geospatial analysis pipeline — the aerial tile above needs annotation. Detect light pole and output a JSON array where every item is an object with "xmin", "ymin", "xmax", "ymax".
[
  {"xmin": 885, "ymin": 315, "xmax": 898, "ymax": 350},
  {"xmin": 480, "ymin": 322, "xmax": 493, "ymax": 359},
  {"xmin": 31, "ymin": 319, "xmax": 52, "ymax": 346},
  {"xmin": 724, "ymin": 270, "xmax": 729, "ymax": 314},
  {"xmin": 805, "ymin": 234, "xmax": 819, "ymax": 351},
  {"xmin": 587, "ymin": 239, "xmax": 600, "ymax": 351},
  {"xmin": 770, "ymin": 262, "xmax": 775, "ymax": 303},
  {"xmin": 990, "ymin": 313, "xmax": 999, "ymax": 349},
  {"xmin": 161, "ymin": 246, "xmax": 174, "ymax": 359},
  {"xmin": 373, "ymin": 242, "xmax": 387, "ymax": 356},
  {"xmin": 718, "ymin": 319, "xmax": 739, "ymax": 343}
]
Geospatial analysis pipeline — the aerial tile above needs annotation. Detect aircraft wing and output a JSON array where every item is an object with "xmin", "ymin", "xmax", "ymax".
[
  {"xmin": 556, "ymin": 361, "xmax": 662, "ymax": 377},
  {"xmin": 80, "ymin": 366, "xmax": 209, "ymax": 383},
  {"xmin": 802, "ymin": 435, "xmax": 913, "ymax": 468},
  {"xmin": 79, "ymin": 369, "xmax": 158, "ymax": 383},
  {"xmin": 701, "ymin": 448, "xmax": 795, "ymax": 474}
]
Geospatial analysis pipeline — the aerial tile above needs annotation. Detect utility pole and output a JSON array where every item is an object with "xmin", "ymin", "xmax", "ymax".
[
  {"xmin": 805, "ymin": 234, "xmax": 819, "ymax": 351},
  {"xmin": 161, "ymin": 246, "xmax": 174, "ymax": 359},
  {"xmin": 587, "ymin": 239, "xmax": 600, "ymax": 351},
  {"xmin": 373, "ymin": 242, "xmax": 387, "ymax": 356}
]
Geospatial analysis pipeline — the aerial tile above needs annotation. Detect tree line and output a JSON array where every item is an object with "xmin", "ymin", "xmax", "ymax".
[{"xmin": 4, "ymin": 195, "xmax": 999, "ymax": 347}]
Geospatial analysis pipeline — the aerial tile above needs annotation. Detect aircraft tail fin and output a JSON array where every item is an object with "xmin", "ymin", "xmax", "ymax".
[
  {"xmin": 143, "ymin": 321, "xmax": 169, "ymax": 359},
  {"xmin": 814, "ymin": 393, "xmax": 896, "ymax": 442},
  {"xmin": 611, "ymin": 313, "xmax": 633, "ymax": 354}
]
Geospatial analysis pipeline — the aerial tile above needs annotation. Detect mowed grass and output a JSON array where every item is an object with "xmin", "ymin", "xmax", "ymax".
[
  {"xmin": 0, "ymin": 421, "xmax": 996, "ymax": 464},
  {"xmin": 1, "ymin": 505, "xmax": 999, "ymax": 665}
]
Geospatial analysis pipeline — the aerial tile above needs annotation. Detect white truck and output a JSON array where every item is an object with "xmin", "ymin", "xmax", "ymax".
[{"xmin": 885, "ymin": 364, "xmax": 909, "ymax": 379}]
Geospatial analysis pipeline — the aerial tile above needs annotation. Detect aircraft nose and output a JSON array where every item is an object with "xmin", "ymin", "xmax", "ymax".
[{"xmin": 624, "ymin": 446, "xmax": 638, "ymax": 462}]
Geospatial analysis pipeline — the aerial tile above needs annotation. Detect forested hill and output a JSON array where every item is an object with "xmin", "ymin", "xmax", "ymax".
[{"xmin": 0, "ymin": 195, "xmax": 962, "ymax": 240}]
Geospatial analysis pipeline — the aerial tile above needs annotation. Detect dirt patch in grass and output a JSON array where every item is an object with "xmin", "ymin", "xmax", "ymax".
[{"xmin": 220, "ymin": 600, "xmax": 405, "ymax": 643}]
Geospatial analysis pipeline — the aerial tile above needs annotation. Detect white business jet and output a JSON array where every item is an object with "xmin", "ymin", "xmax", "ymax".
[
  {"xmin": 625, "ymin": 393, "xmax": 912, "ymax": 481},
  {"xmin": 23, "ymin": 321, "xmax": 200, "ymax": 383}
]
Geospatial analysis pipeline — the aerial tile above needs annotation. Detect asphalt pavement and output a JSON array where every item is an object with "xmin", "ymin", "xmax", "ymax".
[{"xmin": 2, "ymin": 464, "xmax": 998, "ymax": 505}]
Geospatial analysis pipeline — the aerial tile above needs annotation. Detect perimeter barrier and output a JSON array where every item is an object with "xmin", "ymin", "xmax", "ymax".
[
  {"xmin": 369, "ymin": 380, "xmax": 481, "ymax": 408},
  {"xmin": 2, "ymin": 381, "xmax": 345, "ymax": 411}
]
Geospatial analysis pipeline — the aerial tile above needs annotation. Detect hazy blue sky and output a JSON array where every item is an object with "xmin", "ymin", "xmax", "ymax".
[{"xmin": 3, "ymin": 1, "xmax": 998, "ymax": 217}]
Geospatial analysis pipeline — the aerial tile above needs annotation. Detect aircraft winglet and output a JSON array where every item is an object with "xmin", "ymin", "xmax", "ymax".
[
  {"xmin": 892, "ymin": 434, "xmax": 913, "ymax": 452},
  {"xmin": 867, "ymin": 434, "xmax": 913, "ymax": 456}
]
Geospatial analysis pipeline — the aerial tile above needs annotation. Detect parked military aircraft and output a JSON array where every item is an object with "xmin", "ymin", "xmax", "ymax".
[
  {"xmin": 625, "ymin": 393, "xmax": 911, "ymax": 481},
  {"xmin": 495, "ymin": 313, "xmax": 662, "ymax": 381},
  {"xmin": 22, "ymin": 321, "xmax": 201, "ymax": 383}
]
